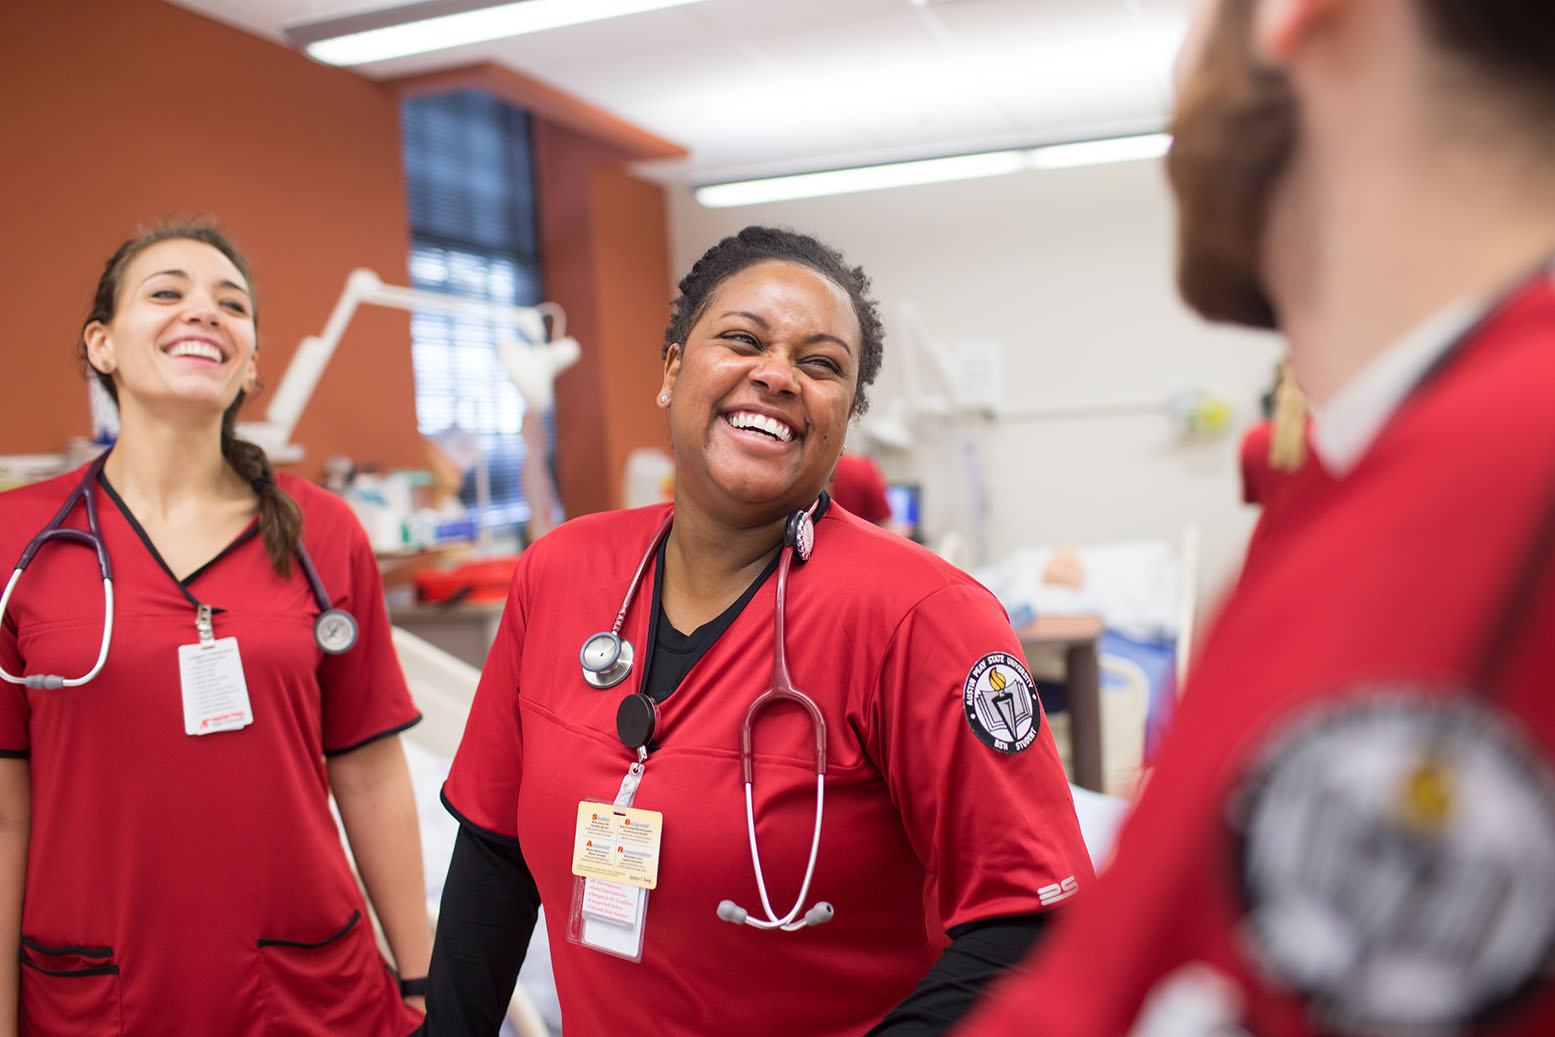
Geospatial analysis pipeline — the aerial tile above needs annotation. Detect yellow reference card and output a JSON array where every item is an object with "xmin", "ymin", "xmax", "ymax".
[{"xmin": 571, "ymin": 802, "xmax": 663, "ymax": 890}]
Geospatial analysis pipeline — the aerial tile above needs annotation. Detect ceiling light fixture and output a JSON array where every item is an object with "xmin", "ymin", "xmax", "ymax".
[
  {"xmin": 287, "ymin": 0, "xmax": 712, "ymax": 67},
  {"xmin": 694, "ymin": 133, "xmax": 1172, "ymax": 209}
]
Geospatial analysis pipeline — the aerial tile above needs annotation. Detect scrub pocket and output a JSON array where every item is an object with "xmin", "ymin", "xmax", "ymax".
[
  {"xmin": 256, "ymin": 909, "xmax": 399, "ymax": 1036},
  {"xmin": 19, "ymin": 936, "xmax": 122, "ymax": 1036}
]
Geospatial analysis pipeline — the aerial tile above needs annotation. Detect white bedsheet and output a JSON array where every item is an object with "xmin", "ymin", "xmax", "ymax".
[{"xmin": 973, "ymin": 540, "xmax": 1182, "ymax": 643}]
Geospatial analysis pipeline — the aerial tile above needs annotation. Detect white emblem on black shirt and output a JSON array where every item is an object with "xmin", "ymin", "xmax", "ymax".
[
  {"xmin": 963, "ymin": 653, "xmax": 1039, "ymax": 754},
  {"xmin": 1230, "ymin": 689, "xmax": 1555, "ymax": 1034}
]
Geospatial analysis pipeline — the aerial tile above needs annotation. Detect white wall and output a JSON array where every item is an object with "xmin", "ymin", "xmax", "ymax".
[{"xmin": 665, "ymin": 157, "xmax": 1280, "ymax": 616}]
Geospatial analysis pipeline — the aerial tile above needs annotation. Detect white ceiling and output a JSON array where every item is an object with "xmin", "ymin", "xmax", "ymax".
[{"xmin": 170, "ymin": 0, "xmax": 1192, "ymax": 186}]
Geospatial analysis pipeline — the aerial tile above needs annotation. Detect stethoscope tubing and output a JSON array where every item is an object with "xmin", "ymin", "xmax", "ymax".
[
  {"xmin": 0, "ymin": 568, "xmax": 113, "ymax": 689},
  {"xmin": 733, "ymin": 499, "xmax": 829, "ymax": 930},
  {"xmin": 0, "ymin": 454, "xmax": 115, "ymax": 689},
  {"xmin": 583, "ymin": 500, "xmax": 833, "ymax": 932},
  {"xmin": 741, "ymin": 773, "xmax": 826, "ymax": 930},
  {"xmin": 0, "ymin": 454, "xmax": 351, "ymax": 688}
]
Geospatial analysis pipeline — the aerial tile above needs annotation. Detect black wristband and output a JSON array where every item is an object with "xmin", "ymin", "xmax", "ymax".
[{"xmin": 400, "ymin": 976, "xmax": 428, "ymax": 998}]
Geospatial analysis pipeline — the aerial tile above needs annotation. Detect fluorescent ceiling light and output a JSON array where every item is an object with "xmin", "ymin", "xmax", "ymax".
[
  {"xmin": 695, "ymin": 133, "xmax": 1172, "ymax": 209},
  {"xmin": 697, "ymin": 152, "xmax": 1029, "ymax": 209},
  {"xmin": 1027, "ymin": 133, "xmax": 1172, "ymax": 169},
  {"xmin": 292, "ymin": 0, "xmax": 711, "ymax": 67}
]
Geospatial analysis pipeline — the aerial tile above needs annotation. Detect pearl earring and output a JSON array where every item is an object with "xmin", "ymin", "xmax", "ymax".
[{"xmin": 658, "ymin": 393, "xmax": 669, "ymax": 405}]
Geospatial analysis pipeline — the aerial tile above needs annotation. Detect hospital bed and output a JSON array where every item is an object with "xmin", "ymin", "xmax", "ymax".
[
  {"xmin": 975, "ymin": 530, "xmax": 1197, "ymax": 796},
  {"xmin": 391, "ymin": 627, "xmax": 556, "ymax": 1037}
]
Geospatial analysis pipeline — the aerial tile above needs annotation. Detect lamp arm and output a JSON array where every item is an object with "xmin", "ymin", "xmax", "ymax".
[{"xmin": 238, "ymin": 268, "xmax": 570, "ymax": 461}]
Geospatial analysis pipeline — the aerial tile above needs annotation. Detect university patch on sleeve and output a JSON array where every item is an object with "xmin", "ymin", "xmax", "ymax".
[
  {"xmin": 1230, "ymin": 688, "xmax": 1555, "ymax": 1034},
  {"xmin": 962, "ymin": 652, "xmax": 1039, "ymax": 754}
]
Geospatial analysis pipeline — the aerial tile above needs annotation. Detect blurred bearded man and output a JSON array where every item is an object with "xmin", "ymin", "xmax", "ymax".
[{"xmin": 955, "ymin": 1, "xmax": 1555, "ymax": 1034}]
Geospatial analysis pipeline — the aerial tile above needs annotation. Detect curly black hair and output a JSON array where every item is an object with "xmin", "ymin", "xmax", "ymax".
[{"xmin": 662, "ymin": 226, "xmax": 884, "ymax": 415}]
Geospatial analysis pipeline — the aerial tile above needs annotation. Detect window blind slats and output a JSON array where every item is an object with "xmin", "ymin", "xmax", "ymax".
[{"xmin": 400, "ymin": 90, "xmax": 543, "ymax": 532}]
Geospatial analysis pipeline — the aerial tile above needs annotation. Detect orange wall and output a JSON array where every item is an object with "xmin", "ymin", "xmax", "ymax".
[
  {"xmin": 0, "ymin": 3, "xmax": 677, "ymax": 514},
  {"xmin": 533, "ymin": 122, "xmax": 673, "ymax": 516},
  {"xmin": 0, "ymin": 0, "xmax": 422, "ymax": 478},
  {"xmin": 588, "ymin": 166, "xmax": 677, "ymax": 511}
]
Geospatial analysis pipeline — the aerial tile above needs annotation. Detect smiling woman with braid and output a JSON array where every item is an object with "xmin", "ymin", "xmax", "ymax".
[{"xmin": 0, "ymin": 222, "xmax": 430, "ymax": 1035}]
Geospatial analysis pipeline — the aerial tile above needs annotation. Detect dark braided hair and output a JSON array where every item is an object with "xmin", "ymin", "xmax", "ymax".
[
  {"xmin": 80, "ymin": 221, "xmax": 303, "ymax": 578},
  {"xmin": 663, "ymin": 226, "xmax": 884, "ymax": 415}
]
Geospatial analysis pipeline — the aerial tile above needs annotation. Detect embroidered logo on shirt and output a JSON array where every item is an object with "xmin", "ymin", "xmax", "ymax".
[
  {"xmin": 962, "ymin": 653, "xmax": 1039, "ymax": 754},
  {"xmin": 1038, "ymin": 875, "xmax": 1078, "ymax": 906},
  {"xmin": 1230, "ymin": 688, "xmax": 1555, "ymax": 1035}
]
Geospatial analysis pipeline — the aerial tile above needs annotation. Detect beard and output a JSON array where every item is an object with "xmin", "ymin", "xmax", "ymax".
[{"xmin": 1165, "ymin": 0, "xmax": 1299, "ymax": 330}]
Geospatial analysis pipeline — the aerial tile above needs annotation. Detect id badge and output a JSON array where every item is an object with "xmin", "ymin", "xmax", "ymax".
[
  {"xmin": 565, "ymin": 798, "xmax": 662, "ymax": 962},
  {"xmin": 177, "ymin": 637, "xmax": 253, "ymax": 736}
]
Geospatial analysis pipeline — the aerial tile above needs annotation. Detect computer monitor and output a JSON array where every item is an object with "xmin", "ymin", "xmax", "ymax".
[{"xmin": 885, "ymin": 482, "xmax": 922, "ymax": 542}]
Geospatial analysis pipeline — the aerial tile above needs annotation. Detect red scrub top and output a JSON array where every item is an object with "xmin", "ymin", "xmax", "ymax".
[
  {"xmin": 0, "ymin": 470, "xmax": 422, "ymax": 1036},
  {"xmin": 828, "ymin": 453, "xmax": 892, "ymax": 524},
  {"xmin": 444, "ymin": 503, "xmax": 1091, "ymax": 1036},
  {"xmin": 956, "ymin": 278, "xmax": 1555, "ymax": 1036}
]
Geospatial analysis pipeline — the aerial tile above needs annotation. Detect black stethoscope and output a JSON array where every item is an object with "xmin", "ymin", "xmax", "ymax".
[
  {"xmin": 0, "ymin": 453, "xmax": 357, "ymax": 691},
  {"xmin": 578, "ymin": 498, "xmax": 836, "ymax": 932}
]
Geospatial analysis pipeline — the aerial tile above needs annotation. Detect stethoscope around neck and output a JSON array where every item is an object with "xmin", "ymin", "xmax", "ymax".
[
  {"xmin": 0, "ymin": 452, "xmax": 358, "ymax": 690},
  {"xmin": 577, "ymin": 499, "xmax": 835, "ymax": 932}
]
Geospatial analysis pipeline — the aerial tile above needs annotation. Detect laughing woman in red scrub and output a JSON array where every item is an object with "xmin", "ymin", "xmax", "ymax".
[
  {"xmin": 420, "ymin": 227, "xmax": 1092, "ymax": 1035},
  {"xmin": 0, "ymin": 223, "xmax": 430, "ymax": 1034}
]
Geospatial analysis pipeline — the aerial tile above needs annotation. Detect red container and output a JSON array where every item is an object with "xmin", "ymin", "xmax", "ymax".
[{"xmin": 414, "ymin": 556, "xmax": 521, "ymax": 605}]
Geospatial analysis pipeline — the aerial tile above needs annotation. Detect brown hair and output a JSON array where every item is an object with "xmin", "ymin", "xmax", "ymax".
[
  {"xmin": 1418, "ymin": 1, "xmax": 1555, "ymax": 124},
  {"xmin": 81, "ymin": 221, "xmax": 303, "ymax": 578}
]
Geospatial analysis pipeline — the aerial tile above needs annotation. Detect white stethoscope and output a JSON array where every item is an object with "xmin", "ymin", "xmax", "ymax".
[
  {"xmin": 578, "ymin": 499, "xmax": 835, "ymax": 933},
  {"xmin": 0, "ymin": 453, "xmax": 358, "ymax": 690}
]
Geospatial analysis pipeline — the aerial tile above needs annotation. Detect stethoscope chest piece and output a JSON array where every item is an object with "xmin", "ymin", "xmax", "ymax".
[
  {"xmin": 315, "ymin": 608, "xmax": 359, "ymax": 655},
  {"xmin": 581, "ymin": 631, "xmax": 634, "ymax": 689}
]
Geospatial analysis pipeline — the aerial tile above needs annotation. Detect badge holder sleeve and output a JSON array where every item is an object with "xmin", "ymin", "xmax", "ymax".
[{"xmin": 566, "ymin": 798, "xmax": 650, "ymax": 963}]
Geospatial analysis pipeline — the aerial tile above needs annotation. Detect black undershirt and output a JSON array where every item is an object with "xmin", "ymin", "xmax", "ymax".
[
  {"xmin": 639, "ymin": 531, "xmax": 781, "ymax": 707},
  {"xmin": 419, "ymin": 500, "xmax": 1052, "ymax": 1034}
]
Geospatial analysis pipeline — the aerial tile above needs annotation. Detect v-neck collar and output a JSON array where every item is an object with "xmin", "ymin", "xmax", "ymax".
[
  {"xmin": 97, "ymin": 471, "xmax": 259, "ymax": 611},
  {"xmin": 638, "ymin": 493, "xmax": 832, "ymax": 704}
]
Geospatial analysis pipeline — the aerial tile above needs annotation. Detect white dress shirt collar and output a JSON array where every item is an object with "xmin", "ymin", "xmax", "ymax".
[{"xmin": 1307, "ymin": 298, "xmax": 1483, "ymax": 477}]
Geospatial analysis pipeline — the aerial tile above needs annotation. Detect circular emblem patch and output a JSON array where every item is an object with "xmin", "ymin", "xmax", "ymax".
[
  {"xmin": 963, "ymin": 653, "xmax": 1039, "ymax": 754},
  {"xmin": 1231, "ymin": 689, "xmax": 1555, "ymax": 1034}
]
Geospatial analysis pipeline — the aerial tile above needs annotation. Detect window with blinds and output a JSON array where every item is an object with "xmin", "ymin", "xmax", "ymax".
[{"xmin": 400, "ymin": 90, "xmax": 544, "ymax": 532}]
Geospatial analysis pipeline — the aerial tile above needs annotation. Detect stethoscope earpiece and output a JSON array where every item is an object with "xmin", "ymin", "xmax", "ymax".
[
  {"xmin": 581, "ymin": 631, "xmax": 634, "ymax": 689},
  {"xmin": 716, "ymin": 897, "xmax": 835, "ymax": 931}
]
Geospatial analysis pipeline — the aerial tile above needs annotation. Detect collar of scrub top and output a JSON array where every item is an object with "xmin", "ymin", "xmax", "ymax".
[
  {"xmin": 1311, "ymin": 255, "xmax": 1555, "ymax": 477},
  {"xmin": 0, "ymin": 454, "xmax": 356, "ymax": 692},
  {"xmin": 97, "ymin": 465, "xmax": 355, "ymax": 653},
  {"xmin": 605, "ymin": 493, "xmax": 832, "ymax": 751}
]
